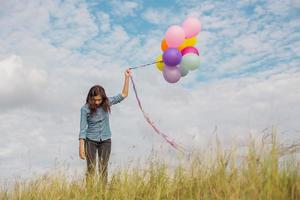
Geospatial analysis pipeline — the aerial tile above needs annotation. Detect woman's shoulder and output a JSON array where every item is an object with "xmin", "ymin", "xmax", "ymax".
[{"xmin": 81, "ymin": 103, "xmax": 90, "ymax": 112}]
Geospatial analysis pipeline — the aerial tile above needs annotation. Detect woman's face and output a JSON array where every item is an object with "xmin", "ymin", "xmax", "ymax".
[{"xmin": 93, "ymin": 95, "xmax": 103, "ymax": 106}]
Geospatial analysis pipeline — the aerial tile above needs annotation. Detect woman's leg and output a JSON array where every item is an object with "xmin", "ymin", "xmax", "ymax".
[
  {"xmin": 85, "ymin": 139, "xmax": 98, "ymax": 184},
  {"xmin": 98, "ymin": 139, "xmax": 111, "ymax": 184}
]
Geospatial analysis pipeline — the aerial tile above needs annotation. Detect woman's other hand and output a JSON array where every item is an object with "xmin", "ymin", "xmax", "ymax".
[{"xmin": 79, "ymin": 139, "xmax": 86, "ymax": 160}]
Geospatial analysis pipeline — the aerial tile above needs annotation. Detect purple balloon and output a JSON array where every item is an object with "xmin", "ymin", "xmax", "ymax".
[
  {"xmin": 163, "ymin": 48, "xmax": 182, "ymax": 66},
  {"xmin": 181, "ymin": 46, "xmax": 199, "ymax": 56},
  {"xmin": 163, "ymin": 65, "xmax": 181, "ymax": 83}
]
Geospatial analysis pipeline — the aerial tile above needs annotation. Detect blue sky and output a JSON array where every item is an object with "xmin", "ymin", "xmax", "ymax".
[
  {"xmin": 0, "ymin": 0, "xmax": 299, "ymax": 188},
  {"xmin": 42, "ymin": 0, "xmax": 300, "ymax": 84}
]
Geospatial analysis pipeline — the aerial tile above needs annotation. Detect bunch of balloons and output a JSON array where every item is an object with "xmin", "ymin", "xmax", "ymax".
[{"xmin": 156, "ymin": 17, "xmax": 201, "ymax": 83}]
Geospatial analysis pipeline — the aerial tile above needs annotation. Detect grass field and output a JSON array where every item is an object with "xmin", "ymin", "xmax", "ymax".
[{"xmin": 1, "ymin": 133, "xmax": 299, "ymax": 200}]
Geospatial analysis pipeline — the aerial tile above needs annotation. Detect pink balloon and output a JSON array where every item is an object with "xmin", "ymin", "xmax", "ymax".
[
  {"xmin": 165, "ymin": 25, "xmax": 185, "ymax": 48},
  {"xmin": 181, "ymin": 46, "xmax": 199, "ymax": 56},
  {"xmin": 182, "ymin": 17, "xmax": 201, "ymax": 38}
]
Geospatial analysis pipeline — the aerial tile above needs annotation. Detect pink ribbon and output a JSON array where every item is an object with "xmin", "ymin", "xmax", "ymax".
[{"xmin": 130, "ymin": 76, "xmax": 185, "ymax": 153}]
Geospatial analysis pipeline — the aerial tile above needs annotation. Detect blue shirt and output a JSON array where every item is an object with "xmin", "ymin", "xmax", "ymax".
[{"xmin": 79, "ymin": 93, "xmax": 125, "ymax": 141}]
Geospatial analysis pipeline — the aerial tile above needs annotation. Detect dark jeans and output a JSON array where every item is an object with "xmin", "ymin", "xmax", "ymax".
[{"xmin": 84, "ymin": 137, "xmax": 111, "ymax": 185}]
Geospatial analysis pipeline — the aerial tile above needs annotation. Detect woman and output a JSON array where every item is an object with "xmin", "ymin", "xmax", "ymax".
[{"xmin": 79, "ymin": 68, "xmax": 131, "ymax": 185}]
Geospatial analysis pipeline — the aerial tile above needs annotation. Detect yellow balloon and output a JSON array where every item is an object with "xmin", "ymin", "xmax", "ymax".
[
  {"xmin": 186, "ymin": 37, "xmax": 197, "ymax": 46},
  {"xmin": 178, "ymin": 37, "xmax": 197, "ymax": 51},
  {"xmin": 156, "ymin": 55, "xmax": 164, "ymax": 71}
]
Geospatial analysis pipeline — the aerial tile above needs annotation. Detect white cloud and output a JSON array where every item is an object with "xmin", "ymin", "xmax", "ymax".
[
  {"xmin": 0, "ymin": 55, "xmax": 47, "ymax": 109},
  {"xmin": 291, "ymin": 0, "xmax": 300, "ymax": 8},
  {"xmin": 233, "ymin": 34, "xmax": 272, "ymax": 54},
  {"xmin": 110, "ymin": 0, "xmax": 140, "ymax": 16},
  {"xmin": 88, "ymin": 25, "xmax": 130, "ymax": 54},
  {"xmin": 96, "ymin": 11, "xmax": 111, "ymax": 32},
  {"xmin": 266, "ymin": 0, "xmax": 294, "ymax": 15},
  {"xmin": 46, "ymin": 1, "xmax": 99, "ymax": 49},
  {"xmin": 142, "ymin": 8, "xmax": 184, "ymax": 26},
  {"xmin": 142, "ymin": 9, "xmax": 170, "ymax": 25}
]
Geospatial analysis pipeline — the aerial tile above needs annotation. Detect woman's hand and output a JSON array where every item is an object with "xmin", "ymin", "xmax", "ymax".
[
  {"xmin": 79, "ymin": 139, "xmax": 86, "ymax": 160},
  {"xmin": 124, "ymin": 68, "xmax": 131, "ymax": 78},
  {"xmin": 121, "ymin": 68, "xmax": 131, "ymax": 98}
]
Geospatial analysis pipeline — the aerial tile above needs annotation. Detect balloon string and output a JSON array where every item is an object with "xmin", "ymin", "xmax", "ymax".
[
  {"xmin": 129, "ymin": 61, "xmax": 163, "ymax": 70},
  {"xmin": 129, "ymin": 76, "xmax": 185, "ymax": 153}
]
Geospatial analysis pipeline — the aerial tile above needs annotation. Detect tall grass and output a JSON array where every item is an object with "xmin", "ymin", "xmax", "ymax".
[{"xmin": 1, "ymin": 133, "xmax": 299, "ymax": 200}]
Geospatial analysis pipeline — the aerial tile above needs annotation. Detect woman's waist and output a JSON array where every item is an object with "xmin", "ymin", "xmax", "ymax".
[{"xmin": 86, "ymin": 137, "xmax": 111, "ymax": 143}]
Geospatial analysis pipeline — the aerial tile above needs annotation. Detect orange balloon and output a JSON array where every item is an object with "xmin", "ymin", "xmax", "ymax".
[{"xmin": 161, "ymin": 39, "xmax": 168, "ymax": 51}]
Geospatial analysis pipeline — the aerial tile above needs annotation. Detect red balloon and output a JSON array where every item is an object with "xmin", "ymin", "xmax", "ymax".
[{"xmin": 181, "ymin": 46, "xmax": 199, "ymax": 56}]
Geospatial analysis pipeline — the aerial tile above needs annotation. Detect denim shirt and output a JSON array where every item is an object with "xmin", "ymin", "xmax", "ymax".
[{"xmin": 78, "ymin": 93, "xmax": 125, "ymax": 141}]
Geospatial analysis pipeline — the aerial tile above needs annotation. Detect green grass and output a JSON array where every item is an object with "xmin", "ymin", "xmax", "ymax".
[{"xmin": 1, "ymin": 134, "xmax": 299, "ymax": 200}]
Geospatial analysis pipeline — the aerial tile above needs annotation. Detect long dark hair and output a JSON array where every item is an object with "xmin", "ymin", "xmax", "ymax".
[{"xmin": 86, "ymin": 85, "xmax": 111, "ymax": 114}]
